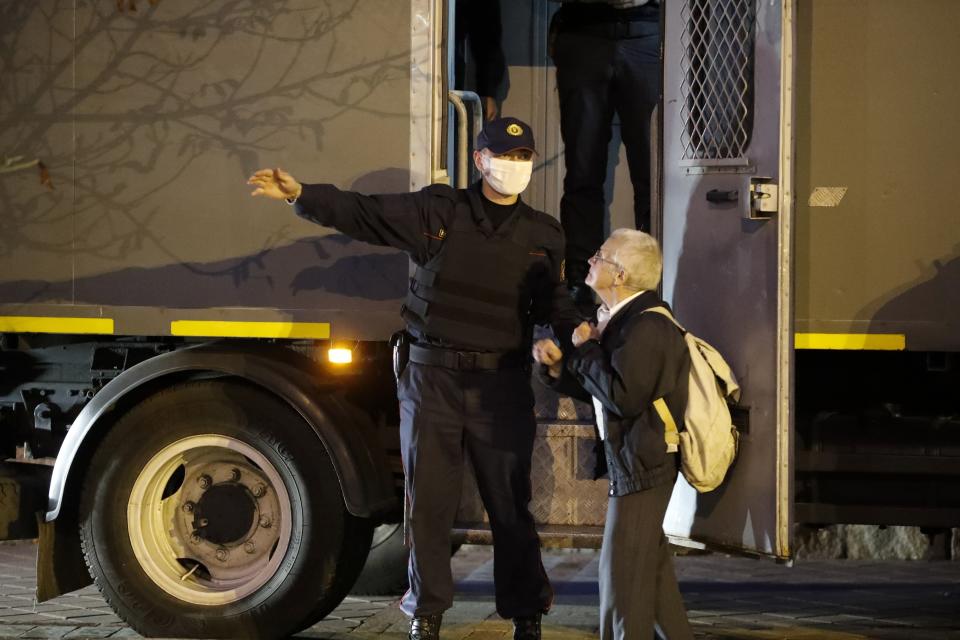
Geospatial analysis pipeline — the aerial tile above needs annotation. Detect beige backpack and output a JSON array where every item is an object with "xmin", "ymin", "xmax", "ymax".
[{"xmin": 644, "ymin": 307, "xmax": 741, "ymax": 493}]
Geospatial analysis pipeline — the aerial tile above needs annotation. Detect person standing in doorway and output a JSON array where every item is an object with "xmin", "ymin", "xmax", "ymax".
[
  {"xmin": 549, "ymin": 0, "xmax": 661, "ymax": 313},
  {"xmin": 456, "ymin": 0, "xmax": 507, "ymax": 122}
]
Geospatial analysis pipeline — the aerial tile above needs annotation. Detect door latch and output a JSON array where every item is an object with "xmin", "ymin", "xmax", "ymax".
[
  {"xmin": 749, "ymin": 178, "xmax": 778, "ymax": 219},
  {"xmin": 706, "ymin": 189, "xmax": 739, "ymax": 204}
]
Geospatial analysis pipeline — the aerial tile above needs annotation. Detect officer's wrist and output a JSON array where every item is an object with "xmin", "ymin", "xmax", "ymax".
[{"xmin": 285, "ymin": 183, "xmax": 303, "ymax": 205}]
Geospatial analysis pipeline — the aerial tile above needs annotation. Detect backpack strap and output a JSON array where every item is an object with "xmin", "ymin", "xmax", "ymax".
[
  {"xmin": 654, "ymin": 397, "xmax": 680, "ymax": 453},
  {"xmin": 642, "ymin": 305, "xmax": 686, "ymax": 333},
  {"xmin": 645, "ymin": 306, "xmax": 683, "ymax": 452}
]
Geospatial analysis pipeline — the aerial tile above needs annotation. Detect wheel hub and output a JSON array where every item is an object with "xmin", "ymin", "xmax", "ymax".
[{"xmin": 193, "ymin": 483, "xmax": 256, "ymax": 545}]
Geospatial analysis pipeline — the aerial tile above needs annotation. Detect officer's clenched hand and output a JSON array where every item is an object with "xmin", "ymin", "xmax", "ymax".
[
  {"xmin": 571, "ymin": 322, "xmax": 600, "ymax": 348},
  {"xmin": 247, "ymin": 168, "xmax": 303, "ymax": 201},
  {"xmin": 532, "ymin": 339, "xmax": 563, "ymax": 379}
]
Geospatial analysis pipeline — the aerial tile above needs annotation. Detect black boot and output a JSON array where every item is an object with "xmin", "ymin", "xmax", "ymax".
[
  {"xmin": 408, "ymin": 614, "xmax": 442, "ymax": 640},
  {"xmin": 513, "ymin": 613, "xmax": 542, "ymax": 640}
]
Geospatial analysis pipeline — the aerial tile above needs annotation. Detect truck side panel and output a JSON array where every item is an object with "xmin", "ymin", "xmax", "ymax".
[
  {"xmin": 1, "ymin": 1, "xmax": 415, "ymax": 340},
  {"xmin": 795, "ymin": 0, "xmax": 960, "ymax": 352}
]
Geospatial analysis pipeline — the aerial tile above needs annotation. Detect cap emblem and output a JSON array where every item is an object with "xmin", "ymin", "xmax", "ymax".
[{"xmin": 506, "ymin": 123, "xmax": 523, "ymax": 136}]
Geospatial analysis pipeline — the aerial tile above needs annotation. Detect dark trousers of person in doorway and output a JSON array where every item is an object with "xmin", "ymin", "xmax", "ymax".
[
  {"xmin": 397, "ymin": 361, "xmax": 553, "ymax": 619},
  {"xmin": 552, "ymin": 4, "xmax": 660, "ymax": 288},
  {"xmin": 599, "ymin": 477, "xmax": 694, "ymax": 640}
]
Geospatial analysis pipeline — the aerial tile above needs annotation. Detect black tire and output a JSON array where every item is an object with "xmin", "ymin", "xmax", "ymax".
[
  {"xmin": 350, "ymin": 523, "xmax": 409, "ymax": 596},
  {"xmin": 78, "ymin": 380, "xmax": 373, "ymax": 639}
]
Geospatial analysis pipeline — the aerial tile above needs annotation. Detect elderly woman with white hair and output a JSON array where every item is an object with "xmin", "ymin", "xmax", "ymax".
[{"xmin": 533, "ymin": 229, "xmax": 694, "ymax": 640}]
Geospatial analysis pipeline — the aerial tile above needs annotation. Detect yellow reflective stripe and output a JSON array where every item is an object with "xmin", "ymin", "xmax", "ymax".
[
  {"xmin": 795, "ymin": 333, "xmax": 905, "ymax": 350},
  {"xmin": 170, "ymin": 320, "xmax": 330, "ymax": 339},
  {"xmin": 0, "ymin": 316, "xmax": 114, "ymax": 335},
  {"xmin": 654, "ymin": 397, "xmax": 680, "ymax": 446}
]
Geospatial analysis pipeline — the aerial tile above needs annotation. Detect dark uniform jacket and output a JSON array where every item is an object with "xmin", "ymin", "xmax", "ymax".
[
  {"xmin": 294, "ymin": 181, "xmax": 579, "ymax": 354},
  {"xmin": 541, "ymin": 290, "xmax": 690, "ymax": 496}
]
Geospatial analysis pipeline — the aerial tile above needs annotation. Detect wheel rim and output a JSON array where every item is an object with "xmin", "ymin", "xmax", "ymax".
[{"xmin": 127, "ymin": 434, "xmax": 293, "ymax": 606}]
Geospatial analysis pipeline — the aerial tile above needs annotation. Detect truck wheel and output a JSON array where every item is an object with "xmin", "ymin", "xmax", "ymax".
[
  {"xmin": 78, "ymin": 380, "xmax": 372, "ymax": 639},
  {"xmin": 350, "ymin": 523, "xmax": 409, "ymax": 595}
]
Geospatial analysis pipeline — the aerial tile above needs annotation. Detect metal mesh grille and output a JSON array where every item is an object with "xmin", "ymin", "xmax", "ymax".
[
  {"xmin": 457, "ymin": 423, "xmax": 608, "ymax": 527},
  {"xmin": 680, "ymin": 0, "xmax": 756, "ymax": 164}
]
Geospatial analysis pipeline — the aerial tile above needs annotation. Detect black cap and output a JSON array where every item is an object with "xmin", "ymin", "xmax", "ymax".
[{"xmin": 476, "ymin": 117, "xmax": 537, "ymax": 155}]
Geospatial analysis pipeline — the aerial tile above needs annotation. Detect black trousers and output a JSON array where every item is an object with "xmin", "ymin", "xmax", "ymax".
[
  {"xmin": 599, "ymin": 479, "xmax": 693, "ymax": 640},
  {"xmin": 397, "ymin": 362, "xmax": 552, "ymax": 618},
  {"xmin": 553, "ymin": 13, "xmax": 660, "ymax": 284}
]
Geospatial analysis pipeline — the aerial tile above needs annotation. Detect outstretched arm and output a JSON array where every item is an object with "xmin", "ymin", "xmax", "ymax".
[{"xmin": 247, "ymin": 167, "xmax": 444, "ymax": 262}]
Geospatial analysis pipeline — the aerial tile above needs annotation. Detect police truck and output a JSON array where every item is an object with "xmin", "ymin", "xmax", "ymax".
[{"xmin": 0, "ymin": 0, "xmax": 956, "ymax": 637}]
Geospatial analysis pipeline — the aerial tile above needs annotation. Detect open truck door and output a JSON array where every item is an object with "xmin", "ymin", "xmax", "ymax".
[
  {"xmin": 479, "ymin": 1, "xmax": 797, "ymax": 557},
  {"xmin": 660, "ymin": 0, "xmax": 794, "ymax": 559}
]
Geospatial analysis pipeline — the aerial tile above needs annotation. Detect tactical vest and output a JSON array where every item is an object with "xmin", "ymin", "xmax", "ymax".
[{"xmin": 402, "ymin": 190, "xmax": 553, "ymax": 352}]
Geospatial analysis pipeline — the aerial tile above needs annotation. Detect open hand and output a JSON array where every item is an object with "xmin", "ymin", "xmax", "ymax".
[
  {"xmin": 571, "ymin": 321, "xmax": 600, "ymax": 348},
  {"xmin": 532, "ymin": 338, "xmax": 563, "ymax": 379},
  {"xmin": 247, "ymin": 168, "xmax": 302, "ymax": 201}
]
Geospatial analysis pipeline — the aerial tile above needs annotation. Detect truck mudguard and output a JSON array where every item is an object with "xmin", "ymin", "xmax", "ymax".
[{"xmin": 45, "ymin": 343, "xmax": 396, "ymax": 522}]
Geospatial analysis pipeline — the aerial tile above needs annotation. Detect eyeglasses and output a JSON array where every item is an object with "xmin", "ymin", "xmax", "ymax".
[{"xmin": 589, "ymin": 250, "xmax": 622, "ymax": 270}]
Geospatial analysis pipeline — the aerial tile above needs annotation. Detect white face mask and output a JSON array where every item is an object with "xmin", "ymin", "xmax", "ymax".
[{"xmin": 481, "ymin": 155, "xmax": 533, "ymax": 196}]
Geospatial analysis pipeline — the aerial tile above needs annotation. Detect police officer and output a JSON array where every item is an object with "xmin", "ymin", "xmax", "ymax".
[
  {"xmin": 549, "ymin": 0, "xmax": 661, "ymax": 312},
  {"xmin": 247, "ymin": 117, "xmax": 578, "ymax": 640}
]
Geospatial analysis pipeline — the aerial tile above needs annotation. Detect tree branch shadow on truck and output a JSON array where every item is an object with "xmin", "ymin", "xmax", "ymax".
[{"xmin": 1, "ymin": 0, "xmax": 410, "ymax": 284}]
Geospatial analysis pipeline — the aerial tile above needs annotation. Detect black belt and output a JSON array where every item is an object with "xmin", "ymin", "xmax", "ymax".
[{"xmin": 409, "ymin": 344, "xmax": 527, "ymax": 372}]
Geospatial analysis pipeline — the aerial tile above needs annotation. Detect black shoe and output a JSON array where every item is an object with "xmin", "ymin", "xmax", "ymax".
[
  {"xmin": 408, "ymin": 614, "xmax": 442, "ymax": 640},
  {"xmin": 568, "ymin": 282, "xmax": 598, "ymax": 320},
  {"xmin": 513, "ymin": 613, "xmax": 542, "ymax": 640}
]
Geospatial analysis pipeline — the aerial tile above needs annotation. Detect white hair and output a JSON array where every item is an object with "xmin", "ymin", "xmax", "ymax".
[{"xmin": 608, "ymin": 228, "xmax": 662, "ymax": 291}]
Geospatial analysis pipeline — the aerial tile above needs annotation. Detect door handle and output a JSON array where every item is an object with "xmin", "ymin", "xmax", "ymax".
[{"xmin": 706, "ymin": 189, "xmax": 739, "ymax": 204}]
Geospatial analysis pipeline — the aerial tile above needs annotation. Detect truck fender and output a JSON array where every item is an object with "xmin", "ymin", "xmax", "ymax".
[{"xmin": 45, "ymin": 342, "xmax": 396, "ymax": 523}]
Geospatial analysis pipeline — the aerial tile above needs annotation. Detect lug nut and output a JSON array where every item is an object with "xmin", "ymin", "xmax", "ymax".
[
  {"xmin": 190, "ymin": 533, "xmax": 201, "ymax": 545},
  {"xmin": 258, "ymin": 515, "xmax": 272, "ymax": 529},
  {"xmin": 182, "ymin": 501, "xmax": 195, "ymax": 513},
  {"xmin": 230, "ymin": 468, "xmax": 241, "ymax": 482},
  {"xmin": 215, "ymin": 547, "xmax": 229, "ymax": 562},
  {"xmin": 198, "ymin": 518, "xmax": 209, "ymax": 528},
  {"xmin": 252, "ymin": 484, "xmax": 267, "ymax": 498},
  {"xmin": 244, "ymin": 542, "xmax": 256, "ymax": 554},
  {"xmin": 197, "ymin": 474, "xmax": 212, "ymax": 489}
]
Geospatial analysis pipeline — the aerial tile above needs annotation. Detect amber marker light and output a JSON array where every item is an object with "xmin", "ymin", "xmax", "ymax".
[{"xmin": 327, "ymin": 348, "xmax": 353, "ymax": 364}]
